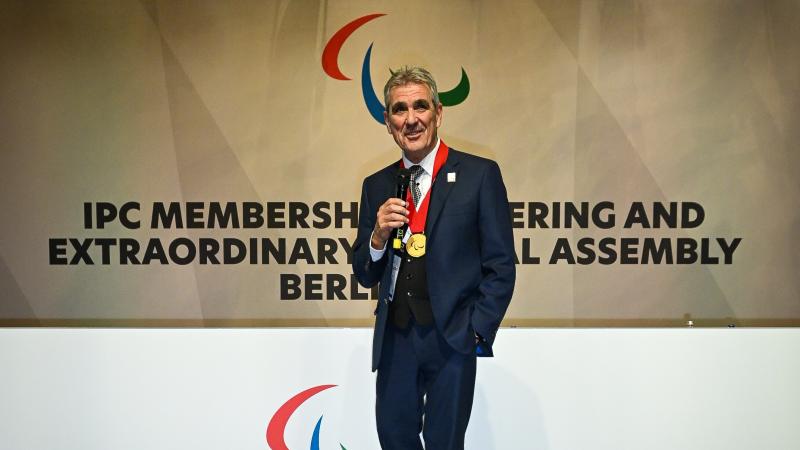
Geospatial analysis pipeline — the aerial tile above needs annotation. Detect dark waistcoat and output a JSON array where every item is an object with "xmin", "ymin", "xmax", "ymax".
[{"xmin": 389, "ymin": 252, "xmax": 434, "ymax": 329}]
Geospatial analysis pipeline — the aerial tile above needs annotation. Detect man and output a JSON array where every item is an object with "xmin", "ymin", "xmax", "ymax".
[{"xmin": 352, "ymin": 66, "xmax": 515, "ymax": 450}]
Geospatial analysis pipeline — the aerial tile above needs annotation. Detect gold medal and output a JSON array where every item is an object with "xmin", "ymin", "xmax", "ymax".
[{"xmin": 406, "ymin": 233, "xmax": 426, "ymax": 258}]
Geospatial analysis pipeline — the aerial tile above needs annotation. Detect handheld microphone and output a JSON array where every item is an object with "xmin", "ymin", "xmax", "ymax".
[{"xmin": 393, "ymin": 168, "xmax": 411, "ymax": 250}]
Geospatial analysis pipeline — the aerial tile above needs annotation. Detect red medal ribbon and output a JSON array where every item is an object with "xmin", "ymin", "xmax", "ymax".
[{"xmin": 400, "ymin": 140, "xmax": 449, "ymax": 234}]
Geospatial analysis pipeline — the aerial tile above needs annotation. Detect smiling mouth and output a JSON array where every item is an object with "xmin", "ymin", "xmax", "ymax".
[{"xmin": 404, "ymin": 129, "xmax": 423, "ymax": 139}]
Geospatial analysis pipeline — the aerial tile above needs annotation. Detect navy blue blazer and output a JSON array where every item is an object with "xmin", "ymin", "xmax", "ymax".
[{"xmin": 352, "ymin": 147, "xmax": 516, "ymax": 372}]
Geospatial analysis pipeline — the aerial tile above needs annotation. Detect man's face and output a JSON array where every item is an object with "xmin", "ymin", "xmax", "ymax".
[{"xmin": 384, "ymin": 82, "xmax": 443, "ymax": 162}]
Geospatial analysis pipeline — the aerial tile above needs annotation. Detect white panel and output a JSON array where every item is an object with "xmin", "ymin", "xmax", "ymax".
[{"xmin": 1, "ymin": 329, "xmax": 798, "ymax": 450}]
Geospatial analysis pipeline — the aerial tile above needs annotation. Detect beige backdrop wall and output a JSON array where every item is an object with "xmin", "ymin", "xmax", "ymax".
[{"xmin": 1, "ymin": 0, "xmax": 798, "ymax": 327}]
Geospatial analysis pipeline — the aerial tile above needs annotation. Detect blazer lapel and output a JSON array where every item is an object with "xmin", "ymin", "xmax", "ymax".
[
  {"xmin": 381, "ymin": 163, "xmax": 400, "ymax": 259},
  {"xmin": 380, "ymin": 167, "xmax": 396, "ymax": 202},
  {"xmin": 425, "ymin": 152, "xmax": 460, "ymax": 237}
]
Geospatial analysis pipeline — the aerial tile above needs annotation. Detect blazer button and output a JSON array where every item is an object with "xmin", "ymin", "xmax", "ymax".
[
  {"xmin": 407, "ymin": 290, "xmax": 413, "ymax": 297},
  {"xmin": 405, "ymin": 273, "xmax": 413, "ymax": 280}
]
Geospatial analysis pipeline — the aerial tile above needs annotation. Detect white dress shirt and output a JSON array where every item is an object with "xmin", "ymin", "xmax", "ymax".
[{"xmin": 369, "ymin": 138, "xmax": 440, "ymax": 261}]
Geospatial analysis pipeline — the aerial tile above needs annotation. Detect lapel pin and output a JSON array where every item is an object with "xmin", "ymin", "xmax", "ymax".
[{"xmin": 447, "ymin": 172, "xmax": 456, "ymax": 183}]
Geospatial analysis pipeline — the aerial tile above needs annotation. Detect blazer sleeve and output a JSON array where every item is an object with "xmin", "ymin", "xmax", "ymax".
[
  {"xmin": 471, "ymin": 161, "xmax": 516, "ymax": 350},
  {"xmin": 352, "ymin": 178, "xmax": 389, "ymax": 288}
]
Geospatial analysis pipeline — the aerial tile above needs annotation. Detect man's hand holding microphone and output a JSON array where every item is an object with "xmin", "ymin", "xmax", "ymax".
[{"xmin": 371, "ymin": 198, "xmax": 409, "ymax": 250}]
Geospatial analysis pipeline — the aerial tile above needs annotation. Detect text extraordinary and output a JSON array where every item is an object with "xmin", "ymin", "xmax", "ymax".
[{"xmin": 50, "ymin": 236, "xmax": 740, "ymax": 265}]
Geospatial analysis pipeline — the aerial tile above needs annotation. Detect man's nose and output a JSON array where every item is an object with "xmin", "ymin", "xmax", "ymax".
[{"xmin": 405, "ymin": 109, "xmax": 418, "ymax": 126}]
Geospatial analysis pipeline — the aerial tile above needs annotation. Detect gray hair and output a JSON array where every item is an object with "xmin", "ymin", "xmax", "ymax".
[{"xmin": 383, "ymin": 66, "xmax": 440, "ymax": 109}]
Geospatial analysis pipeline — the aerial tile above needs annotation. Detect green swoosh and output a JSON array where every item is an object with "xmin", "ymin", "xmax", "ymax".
[{"xmin": 439, "ymin": 68, "xmax": 470, "ymax": 106}]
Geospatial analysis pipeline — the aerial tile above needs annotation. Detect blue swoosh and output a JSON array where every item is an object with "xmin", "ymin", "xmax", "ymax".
[
  {"xmin": 360, "ymin": 43, "xmax": 386, "ymax": 124},
  {"xmin": 310, "ymin": 415, "xmax": 323, "ymax": 450}
]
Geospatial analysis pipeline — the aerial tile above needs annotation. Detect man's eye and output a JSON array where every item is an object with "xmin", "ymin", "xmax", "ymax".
[{"xmin": 413, "ymin": 102, "xmax": 429, "ymax": 111}]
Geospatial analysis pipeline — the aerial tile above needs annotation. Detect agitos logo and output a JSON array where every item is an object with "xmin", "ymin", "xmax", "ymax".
[
  {"xmin": 321, "ymin": 13, "xmax": 470, "ymax": 124},
  {"xmin": 266, "ymin": 384, "xmax": 349, "ymax": 450}
]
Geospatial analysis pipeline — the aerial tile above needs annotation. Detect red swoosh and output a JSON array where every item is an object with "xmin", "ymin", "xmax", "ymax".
[
  {"xmin": 266, "ymin": 384, "xmax": 336, "ymax": 450},
  {"xmin": 322, "ymin": 13, "xmax": 385, "ymax": 80}
]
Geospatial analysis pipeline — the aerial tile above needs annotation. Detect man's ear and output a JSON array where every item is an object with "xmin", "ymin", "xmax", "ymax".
[
  {"xmin": 383, "ymin": 110, "xmax": 392, "ymax": 134},
  {"xmin": 435, "ymin": 102, "xmax": 443, "ymax": 128}
]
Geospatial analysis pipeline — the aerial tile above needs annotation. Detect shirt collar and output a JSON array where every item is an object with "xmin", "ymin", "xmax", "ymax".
[{"xmin": 402, "ymin": 137, "xmax": 440, "ymax": 176}]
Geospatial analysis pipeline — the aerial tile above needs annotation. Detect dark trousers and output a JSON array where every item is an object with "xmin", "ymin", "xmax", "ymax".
[{"xmin": 376, "ymin": 320, "xmax": 477, "ymax": 450}]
